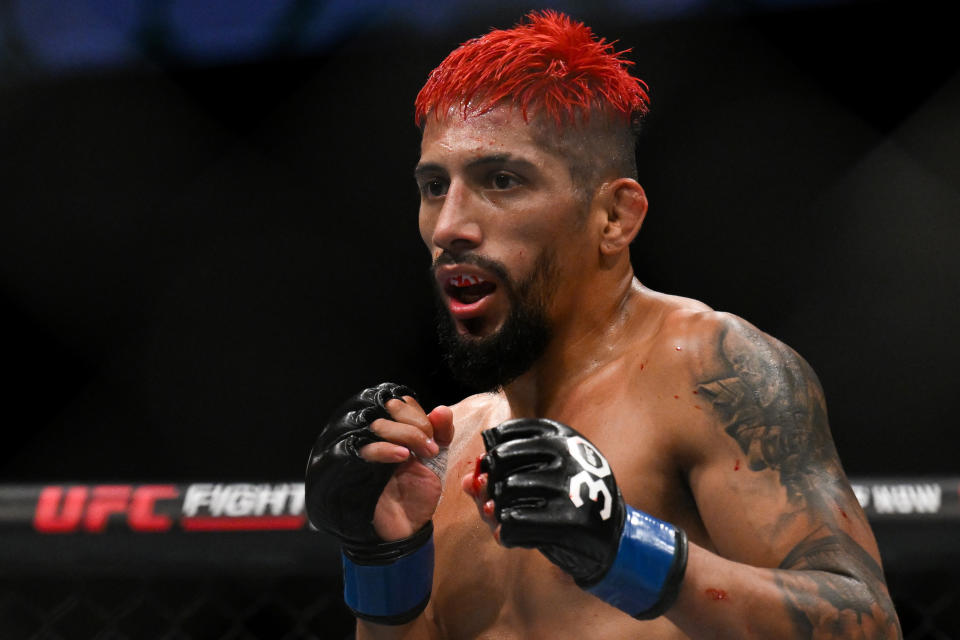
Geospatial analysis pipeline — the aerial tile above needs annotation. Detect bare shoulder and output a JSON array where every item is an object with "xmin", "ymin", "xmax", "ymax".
[
  {"xmin": 652, "ymin": 307, "xmax": 900, "ymax": 634},
  {"xmin": 653, "ymin": 307, "xmax": 829, "ymax": 471},
  {"xmin": 646, "ymin": 297, "xmax": 814, "ymax": 387},
  {"xmin": 648, "ymin": 303, "xmax": 865, "ymax": 550},
  {"xmin": 630, "ymin": 286, "xmax": 813, "ymax": 380}
]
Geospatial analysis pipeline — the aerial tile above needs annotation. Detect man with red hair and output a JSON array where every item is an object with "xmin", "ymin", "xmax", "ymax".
[{"xmin": 307, "ymin": 11, "xmax": 901, "ymax": 639}]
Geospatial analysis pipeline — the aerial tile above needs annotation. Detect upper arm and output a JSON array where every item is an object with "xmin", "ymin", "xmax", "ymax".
[{"xmin": 683, "ymin": 314, "xmax": 884, "ymax": 581}]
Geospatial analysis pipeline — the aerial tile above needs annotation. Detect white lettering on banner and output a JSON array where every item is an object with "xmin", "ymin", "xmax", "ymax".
[
  {"xmin": 255, "ymin": 484, "xmax": 288, "ymax": 516},
  {"xmin": 289, "ymin": 484, "xmax": 305, "ymax": 515},
  {"xmin": 852, "ymin": 484, "xmax": 870, "ymax": 508},
  {"xmin": 224, "ymin": 485, "xmax": 255, "ymax": 516},
  {"xmin": 181, "ymin": 484, "xmax": 306, "ymax": 517},
  {"xmin": 870, "ymin": 483, "xmax": 942, "ymax": 514},
  {"xmin": 182, "ymin": 484, "xmax": 213, "ymax": 516},
  {"xmin": 210, "ymin": 485, "xmax": 230, "ymax": 515}
]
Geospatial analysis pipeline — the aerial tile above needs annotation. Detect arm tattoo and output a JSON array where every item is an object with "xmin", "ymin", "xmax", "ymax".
[
  {"xmin": 696, "ymin": 319, "xmax": 901, "ymax": 638},
  {"xmin": 695, "ymin": 322, "xmax": 837, "ymax": 507},
  {"xmin": 776, "ymin": 531, "xmax": 902, "ymax": 638}
]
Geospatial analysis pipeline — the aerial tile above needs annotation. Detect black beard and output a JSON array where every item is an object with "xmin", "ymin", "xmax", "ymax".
[{"xmin": 433, "ymin": 252, "xmax": 554, "ymax": 393}]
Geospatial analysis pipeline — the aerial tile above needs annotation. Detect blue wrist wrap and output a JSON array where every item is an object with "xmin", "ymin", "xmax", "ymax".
[
  {"xmin": 587, "ymin": 506, "xmax": 688, "ymax": 619},
  {"xmin": 342, "ymin": 534, "xmax": 434, "ymax": 624}
]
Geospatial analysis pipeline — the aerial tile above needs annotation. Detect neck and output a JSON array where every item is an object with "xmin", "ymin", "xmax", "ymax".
[{"xmin": 501, "ymin": 264, "xmax": 644, "ymax": 417}]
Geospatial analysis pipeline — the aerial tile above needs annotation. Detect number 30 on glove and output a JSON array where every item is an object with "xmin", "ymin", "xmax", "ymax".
[{"xmin": 481, "ymin": 418, "xmax": 688, "ymax": 619}]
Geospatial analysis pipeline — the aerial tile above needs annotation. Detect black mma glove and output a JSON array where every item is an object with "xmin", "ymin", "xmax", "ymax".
[
  {"xmin": 305, "ymin": 382, "xmax": 434, "ymax": 625},
  {"xmin": 482, "ymin": 418, "xmax": 688, "ymax": 619}
]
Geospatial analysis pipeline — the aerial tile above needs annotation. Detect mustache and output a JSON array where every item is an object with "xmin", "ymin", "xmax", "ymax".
[{"xmin": 431, "ymin": 251, "xmax": 511, "ymax": 285}]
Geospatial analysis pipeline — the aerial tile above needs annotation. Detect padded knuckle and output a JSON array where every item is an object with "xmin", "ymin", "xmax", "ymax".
[
  {"xmin": 372, "ymin": 382, "xmax": 414, "ymax": 405},
  {"xmin": 349, "ymin": 405, "xmax": 384, "ymax": 428}
]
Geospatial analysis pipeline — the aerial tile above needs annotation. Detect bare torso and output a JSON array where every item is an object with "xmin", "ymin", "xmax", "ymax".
[
  {"xmin": 409, "ymin": 289, "xmax": 724, "ymax": 639},
  {"xmin": 352, "ymin": 280, "xmax": 897, "ymax": 639}
]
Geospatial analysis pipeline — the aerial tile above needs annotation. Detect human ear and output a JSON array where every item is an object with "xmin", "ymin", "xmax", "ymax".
[{"xmin": 599, "ymin": 179, "xmax": 647, "ymax": 256}]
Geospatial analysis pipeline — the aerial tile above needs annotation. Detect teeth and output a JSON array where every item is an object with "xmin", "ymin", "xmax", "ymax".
[{"xmin": 448, "ymin": 274, "xmax": 486, "ymax": 288}]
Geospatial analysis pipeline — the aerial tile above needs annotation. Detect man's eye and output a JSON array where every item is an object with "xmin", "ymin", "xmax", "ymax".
[
  {"xmin": 424, "ymin": 178, "xmax": 447, "ymax": 197},
  {"xmin": 492, "ymin": 173, "xmax": 519, "ymax": 189}
]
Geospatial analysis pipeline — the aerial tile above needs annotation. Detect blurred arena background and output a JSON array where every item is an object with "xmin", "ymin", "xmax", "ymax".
[{"xmin": 0, "ymin": 0, "xmax": 958, "ymax": 638}]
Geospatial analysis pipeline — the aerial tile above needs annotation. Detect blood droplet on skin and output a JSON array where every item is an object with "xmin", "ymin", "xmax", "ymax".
[
  {"xmin": 640, "ymin": 363, "xmax": 645, "ymax": 370},
  {"xmin": 483, "ymin": 500, "xmax": 495, "ymax": 519},
  {"xmin": 675, "ymin": 346, "xmax": 682, "ymax": 351},
  {"xmin": 673, "ymin": 395, "xmax": 679, "ymax": 399},
  {"xmin": 692, "ymin": 390, "xmax": 699, "ymax": 395},
  {"xmin": 840, "ymin": 509, "xmax": 849, "ymax": 519},
  {"xmin": 734, "ymin": 460, "xmax": 741, "ymax": 471},
  {"xmin": 472, "ymin": 456, "xmax": 485, "ymax": 495},
  {"xmin": 705, "ymin": 588, "xmax": 728, "ymax": 601}
]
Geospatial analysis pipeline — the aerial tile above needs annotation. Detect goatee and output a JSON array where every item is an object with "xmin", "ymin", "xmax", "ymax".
[{"xmin": 433, "ymin": 251, "xmax": 556, "ymax": 392}]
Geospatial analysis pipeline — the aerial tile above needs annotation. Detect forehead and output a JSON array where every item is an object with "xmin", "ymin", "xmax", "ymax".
[{"xmin": 419, "ymin": 105, "xmax": 559, "ymax": 165}]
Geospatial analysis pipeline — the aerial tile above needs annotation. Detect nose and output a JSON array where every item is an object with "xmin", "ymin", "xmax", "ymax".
[{"xmin": 427, "ymin": 181, "xmax": 483, "ymax": 254}]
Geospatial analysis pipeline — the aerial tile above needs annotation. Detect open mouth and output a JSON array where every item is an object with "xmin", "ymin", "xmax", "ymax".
[{"xmin": 444, "ymin": 273, "xmax": 497, "ymax": 306}]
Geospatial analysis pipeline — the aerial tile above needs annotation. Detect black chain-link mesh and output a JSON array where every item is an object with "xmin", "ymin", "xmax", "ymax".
[
  {"xmin": 0, "ymin": 577, "xmax": 354, "ymax": 640},
  {"xmin": 0, "ymin": 571, "xmax": 956, "ymax": 638},
  {"xmin": 890, "ymin": 572, "xmax": 960, "ymax": 640}
]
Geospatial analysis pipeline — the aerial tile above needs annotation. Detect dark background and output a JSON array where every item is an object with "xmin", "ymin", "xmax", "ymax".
[{"xmin": 1, "ymin": 0, "xmax": 958, "ymax": 483}]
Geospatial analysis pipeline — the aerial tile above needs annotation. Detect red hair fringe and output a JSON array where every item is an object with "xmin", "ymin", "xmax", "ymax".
[{"xmin": 414, "ymin": 10, "xmax": 649, "ymax": 128}]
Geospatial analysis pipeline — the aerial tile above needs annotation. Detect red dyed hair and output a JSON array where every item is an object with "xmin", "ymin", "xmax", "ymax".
[{"xmin": 414, "ymin": 10, "xmax": 649, "ymax": 128}]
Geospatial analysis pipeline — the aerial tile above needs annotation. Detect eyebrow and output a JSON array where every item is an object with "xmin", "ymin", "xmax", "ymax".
[{"xmin": 414, "ymin": 153, "xmax": 537, "ymax": 179}]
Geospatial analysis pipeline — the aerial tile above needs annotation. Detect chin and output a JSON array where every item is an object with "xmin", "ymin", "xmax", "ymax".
[{"xmin": 456, "ymin": 315, "xmax": 505, "ymax": 340}]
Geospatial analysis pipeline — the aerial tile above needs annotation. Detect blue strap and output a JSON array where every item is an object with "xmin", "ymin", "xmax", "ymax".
[
  {"xmin": 586, "ymin": 506, "xmax": 683, "ymax": 617},
  {"xmin": 342, "ymin": 535, "xmax": 434, "ymax": 621}
]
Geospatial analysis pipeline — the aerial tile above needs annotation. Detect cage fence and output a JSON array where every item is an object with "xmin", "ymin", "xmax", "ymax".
[
  {"xmin": 0, "ymin": 576, "xmax": 354, "ymax": 640},
  {"xmin": 0, "ymin": 480, "xmax": 957, "ymax": 639}
]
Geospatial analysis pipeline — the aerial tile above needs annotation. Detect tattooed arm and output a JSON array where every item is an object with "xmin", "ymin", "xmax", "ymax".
[{"xmin": 663, "ymin": 313, "xmax": 900, "ymax": 639}]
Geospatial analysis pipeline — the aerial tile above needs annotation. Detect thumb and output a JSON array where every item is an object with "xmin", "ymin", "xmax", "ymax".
[{"xmin": 428, "ymin": 405, "xmax": 455, "ymax": 447}]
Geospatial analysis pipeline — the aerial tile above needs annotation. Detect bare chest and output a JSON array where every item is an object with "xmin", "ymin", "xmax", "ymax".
[{"xmin": 422, "ymin": 397, "xmax": 699, "ymax": 639}]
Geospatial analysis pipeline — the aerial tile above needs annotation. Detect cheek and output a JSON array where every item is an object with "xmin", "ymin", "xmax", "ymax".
[
  {"xmin": 504, "ymin": 245, "xmax": 548, "ymax": 285},
  {"xmin": 418, "ymin": 210, "xmax": 434, "ymax": 248}
]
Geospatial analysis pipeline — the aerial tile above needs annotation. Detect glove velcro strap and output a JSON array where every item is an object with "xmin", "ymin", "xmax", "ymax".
[
  {"xmin": 586, "ymin": 506, "xmax": 688, "ymax": 620},
  {"xmin": 342, "ymin": 526, "xmax": 434, "ymax": 625}
]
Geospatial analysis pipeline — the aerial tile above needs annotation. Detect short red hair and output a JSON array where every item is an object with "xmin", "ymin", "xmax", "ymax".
[{"xmin": 414, "ymin": 10, "xmax": 649, "ymax": 128}]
